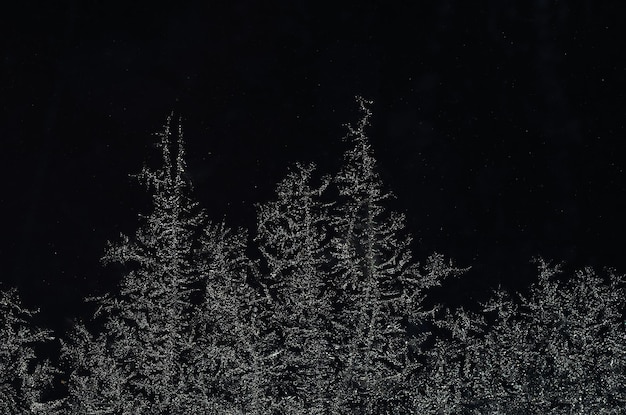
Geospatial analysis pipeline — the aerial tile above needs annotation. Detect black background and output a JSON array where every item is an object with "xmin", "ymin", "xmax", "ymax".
[{"xmin": 2, "ymin": 1, "xmax": 625, "ymax": 333}]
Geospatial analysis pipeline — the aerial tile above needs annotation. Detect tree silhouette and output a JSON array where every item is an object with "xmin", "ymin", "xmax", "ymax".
[
  {"xmin": 328, "ymin": 97, "xmax": 463, "ymax": 413},
  {"xmin": 29, "ymin": 102, "xmax": 626, "ymax": 414},
  {"xmin": 61, "ymin": 115, "xmax": 207, "ymax": 414}
]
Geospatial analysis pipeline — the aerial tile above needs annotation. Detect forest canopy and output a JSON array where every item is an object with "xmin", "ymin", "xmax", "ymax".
[{"xmin": 2, "ymin": 100, "xmax": 625, "ymax": 414}]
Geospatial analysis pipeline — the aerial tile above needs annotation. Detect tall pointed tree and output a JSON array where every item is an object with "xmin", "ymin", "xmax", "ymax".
[
  {"xmin": 328, "ymin": 97, "xmax": 462, "ymax": 413},
  {"xmin": 254, "ymin": 162, "xmax": 335, "ymax": 413},
  {"xmin": 63, "ymin": 114, "xmax": 207, "ymax": 415}
]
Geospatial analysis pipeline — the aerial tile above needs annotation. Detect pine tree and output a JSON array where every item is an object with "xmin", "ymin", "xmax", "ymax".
[
  {"xmin": 0, "ymin": 288, "xmax": 56, "ymax": 415},
  {"xmin": 63, "ymin": 114, "xmax": 207, "ymax": 415},
  {"xmin": 328, "ymin": 97, "xmax": 462, "ymax": 413},
  {"xmin": 254, "ymin": 162, "xmax": 335, "ymax": 413}
]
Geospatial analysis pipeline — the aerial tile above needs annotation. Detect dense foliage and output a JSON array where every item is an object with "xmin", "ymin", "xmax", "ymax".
[
  {"xmin": 2, "ymin": 101, "xmax": 625, "ymax": 414},
  {"xmin": 418, "ymin": 259, "xmax": 626, "ymax": 414},
  {"xmin": 0, "ymin": 288, "xmax": 56, "ymax": 414}
]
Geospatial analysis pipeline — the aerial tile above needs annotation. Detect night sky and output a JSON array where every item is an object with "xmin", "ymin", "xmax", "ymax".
[{"xmin": 2, "ymin": 2, "xmax": 625, "ymax": 333}]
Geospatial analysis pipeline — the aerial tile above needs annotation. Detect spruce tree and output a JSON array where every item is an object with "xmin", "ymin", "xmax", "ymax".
[
  {"xmin": 62, "ymin": 114, "xmax": 206, "ymax": 414},
  {"xmin": 328, "ymin": 97, "xmax": 462, "ymax": 414},
  {"xmin": 254, "ymin": 162, "xmax": 335, "ymax": 413}
]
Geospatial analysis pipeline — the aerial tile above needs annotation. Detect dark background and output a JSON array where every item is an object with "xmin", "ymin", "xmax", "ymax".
[{"xmin": 1, "ymin": 1, "xmax": 625, "ymax": 333}]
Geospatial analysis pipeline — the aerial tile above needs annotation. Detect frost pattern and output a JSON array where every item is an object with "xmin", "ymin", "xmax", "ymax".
[
  {"xmin": 60, "ymin": 115, "xmax": 208, "ymax": 414},
  {"xmin": 417, "ymin": 259, "xmax": 626, "ymax": 414},
  {"xmin": 255, "ymin": 162, "xmax": 335, "ymax": 413},
  {"xmin": 327, "ymin": 97, "xmax": 462, "ymax": 414},
  {"xmin": 0, "ymin": 288, "xmax": 56, "ymax": 415},
  {"xmin": 9, "ymin": 101, "xmax": 626, "ymax": 414}
]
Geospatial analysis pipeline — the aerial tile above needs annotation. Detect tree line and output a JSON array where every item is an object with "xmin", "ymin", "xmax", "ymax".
[{"xmin": 2, "ymin": 97, "xmax": 625, "ymax": 414}]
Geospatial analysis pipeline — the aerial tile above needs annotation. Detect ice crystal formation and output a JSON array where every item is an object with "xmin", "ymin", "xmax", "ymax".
[{"xmin": 3, "ymin": 100, "xmax": 625, "ymax": 414}]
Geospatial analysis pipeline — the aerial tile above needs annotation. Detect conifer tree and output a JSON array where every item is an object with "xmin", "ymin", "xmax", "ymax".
[
  {"xmin": 62, "ymin": 114, "xmax": 206, "ymax": 415},
  {"xmin": 328, "ymin": 97, "xmax": 462, "ymax": 413},
  {"xmin": 254, "ymin": 162, "xmax": 335, "ymax": 413},
  {"xmin": 0, "ymin": 288, "xmax": 56, "ymax": 415}
]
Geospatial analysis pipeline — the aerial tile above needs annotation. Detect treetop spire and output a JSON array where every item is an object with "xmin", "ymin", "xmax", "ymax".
[{"xmin": 344, "ymin": 95, "xmax": 373, "ymax": 143}]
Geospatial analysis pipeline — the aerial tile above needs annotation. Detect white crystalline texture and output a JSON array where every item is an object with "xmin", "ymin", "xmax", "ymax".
[
  {"xmin": 0, "ymin": 289, "xmax": 56, "ymax": 415},
  {"xmin": 7, "ymin": 101, "xmax": 625, "ymax": 414}
]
